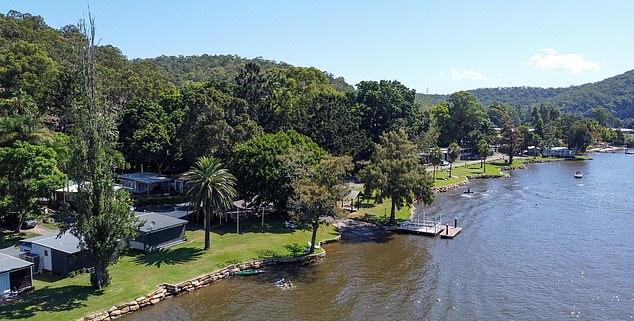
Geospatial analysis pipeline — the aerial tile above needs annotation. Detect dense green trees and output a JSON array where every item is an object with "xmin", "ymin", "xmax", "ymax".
[
  {"xmin": 0, "ymin": 141, "xmax": 65, "ymax": 232},
  {"xmin": 232, "ymin": 130, "xmax": 325, "ymax": 210},
  {"xmin": 184, "ymin": 156, "xmax": 237, "ymax": 250},
  {"xmin": 568, "ymin": 123, "xmax": 593, "ymax": 153},
  {"xmin": 356, "ymin": 80, "xmax": 419, "ymax": 146},
  {"xmin": 3, "ymin": 9, "xmax": 630, "ymax": 251},
  {"xmin": 118, "ymin": 99, "xmax": 181, "ymax": 174},
  {"xmin": 360, "ymin": 130, "xmax": 434, "ymax": 224},
  {"xmin": 435, "ymin": 91, "xmax": 491, "ymax": 150}
]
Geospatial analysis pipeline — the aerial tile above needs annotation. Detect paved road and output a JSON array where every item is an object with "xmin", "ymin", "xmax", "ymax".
[{"xmin": 426, "ymin": 153, "xmax": 507, "ymax": 172}]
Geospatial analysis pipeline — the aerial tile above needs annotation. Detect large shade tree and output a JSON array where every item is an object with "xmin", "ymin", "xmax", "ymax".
[
  {"xmin": 232, "ymin": 130, "xmax": 325, "ymax": 210},
  {"xmin": 184, "ymin": 156, "xmax": 237, "ymax": 250},
  {"xmin": 360, "ymin": 130, "xmax": 434, "ymax": 224},
  {"xmin": 285, "ymin": 155, "xmax": 352, "ymax": 254},
  {"xmin": 568, "ymin": 122, "xmax": 593, "ymax": 153}
]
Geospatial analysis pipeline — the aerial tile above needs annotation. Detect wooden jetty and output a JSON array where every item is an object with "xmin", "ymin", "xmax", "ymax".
[
  {"xmin": 396, "ymin": 220, "xmax": 444, "ymax": 236},
  {"xmin": 397, "ymin": 218, "xmax": 463, "ymax": 238},
  {"xmin": 440, "ymin": 225, "xmax": 462, "ymax": 238}
]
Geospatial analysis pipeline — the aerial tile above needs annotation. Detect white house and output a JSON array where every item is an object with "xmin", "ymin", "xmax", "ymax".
[{"xmin": 542, "ymin": 147, "xmax": 575, "ymax": 158}]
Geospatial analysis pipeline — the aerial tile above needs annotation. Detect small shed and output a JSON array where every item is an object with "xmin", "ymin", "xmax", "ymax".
[
  {"xmin": 0, "ymin": 253, "xmax": 34, "ymax": 294},
  {"xmin": 19, "ymin": 233, "xmax": 92, "ymax": 276},
  {"xmin": 343, "ymin": 190, "xmax": 361, "ymax": 211},
  {"xmin": 130, "ymin": 212, "xmax": 188, "ymax": 252},
  {"xmin": 118, "ymin": 172, "xmax": 173, "ymax": 195}
]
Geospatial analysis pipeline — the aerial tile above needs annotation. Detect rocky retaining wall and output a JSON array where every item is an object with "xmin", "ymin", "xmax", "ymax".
[
  {"xmin": 81, "ymin": 237, "xmax": 339, "ymax": 321},
  {"xmin": 432, "ymin": 179, "xmax": 469, "ymax": 193}
]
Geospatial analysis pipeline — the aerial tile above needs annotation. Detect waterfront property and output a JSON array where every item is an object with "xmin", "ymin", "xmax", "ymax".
[
  {"xmin": 118, "ymin": 172, "xmax": 174, "ymax": 195},
  {"xmin": 130, "ymin": 212, "xmax": 188, "ymax": 253},
  {"xmin": 19, "ymin": 233, "xmax": 91, "ymax": 276},
  {"xmin": 542, "ymin": 146, "xmax": 575, "ymax": 158},
  {"xmin": 0, "ymin": 253, "xmax": 34, "ymax": 294},
  {"xmin": 54, "ymin": 182, "xmax": 127, "ymax": 205}
]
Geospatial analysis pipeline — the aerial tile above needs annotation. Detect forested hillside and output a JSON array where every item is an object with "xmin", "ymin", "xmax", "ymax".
[
  {"xmin": 141, "ymin": 54, "xmax": 354, "ymax": 92},
  {"xmin": 3, "ymin": 9, "xmax": 633, "ymax": 233},
  {"xmin": 1, "ymin": 9, "xmax": 631, "ymax": 180},
  {"xmin": 416, "ymin": 71, "xmax": 634, "ymax": 120}
]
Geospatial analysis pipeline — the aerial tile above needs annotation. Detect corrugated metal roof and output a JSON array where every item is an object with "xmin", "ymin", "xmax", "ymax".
[
  {"xmin": 136, "ymin": 212, "xmax": 188, "ymax": 233},
  {"xmin": 0, "ymin": 253, "xmax": 33, "ymax": 273},
  {"xmin": 118, "ymin": 173, "xmax": 172, "ymax": 184},
  {"xmin": 22, "ymin": 233, "xmax": 82, "ymax": 254},
  {"xmin": 345, "ymin": 190, "xmax": 361, "ymax": 200}
]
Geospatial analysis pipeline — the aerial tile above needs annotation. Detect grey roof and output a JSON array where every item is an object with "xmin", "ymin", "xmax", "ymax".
[
  {"xmin": 0, "ymin": 253, "xmax": 33, "ymax": 273},
  {"xmin": 153, "ymin": 210, "xmax": 189, "ymax": 219},
  {"xmin": 345, "ymin": 190, "xmax": 361, "ymax": 200},
  {"xmin": 22, "ymin": 233, "xmax": 82, "ymax": 254},
  {"xmin": 136, "ymin": 212, "xmax": 188, "ymax": 233},
  {"xmin": 119, "ymin": 172, "xmax": 172, "ymax": 184}
]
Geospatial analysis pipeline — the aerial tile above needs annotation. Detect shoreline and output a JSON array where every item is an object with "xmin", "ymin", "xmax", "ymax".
[
  {"xmin": 80, "ymin": 235, "xmax": 342, "ymax": 321},
  {"xmin": 80, "ymin": 156, "xmax": 587, "ymax": 320}
]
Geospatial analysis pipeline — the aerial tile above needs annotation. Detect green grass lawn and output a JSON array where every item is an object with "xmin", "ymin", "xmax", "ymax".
[
  {"xmin": 0, "ymin": 217, "xmax": 339, "ymax": 321},
  {"xmin": 351, "ymin": 196, "xmax": 412, "ymax": 224}
]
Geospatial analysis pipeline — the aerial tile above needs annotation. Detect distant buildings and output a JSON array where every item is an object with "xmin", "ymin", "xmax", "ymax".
[
  {"xmin": 542, "ymin": 147, "xmax": 575, "ymax": 158},
  {"xmin": 118, "ymin": 172, "xmax": 186, "ymax": 195}
]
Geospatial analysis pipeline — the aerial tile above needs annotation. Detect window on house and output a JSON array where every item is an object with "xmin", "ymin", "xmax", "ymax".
[{"xmin": 44, "ymin": 250, "xmax": 48, "ymax": 256}]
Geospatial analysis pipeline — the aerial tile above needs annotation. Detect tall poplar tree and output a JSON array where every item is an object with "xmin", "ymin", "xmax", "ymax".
[{"xmin": 61, "ymin": 16, "xmax": 138, "ymax": 289}]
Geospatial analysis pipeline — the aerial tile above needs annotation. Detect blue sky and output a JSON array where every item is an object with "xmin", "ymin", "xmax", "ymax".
[{"xmin": 2, "ymin": 0, "xmax": 633, "ymax": 94}]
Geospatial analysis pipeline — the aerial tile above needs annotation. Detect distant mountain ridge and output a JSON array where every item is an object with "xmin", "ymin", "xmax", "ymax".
[
  {"xmin": 416, "ymin": 70, "xmax": 634, "ymax": 120},
  {"xmin": 139, "ymin": 54, "xmax": 354, "ymax": 92}
]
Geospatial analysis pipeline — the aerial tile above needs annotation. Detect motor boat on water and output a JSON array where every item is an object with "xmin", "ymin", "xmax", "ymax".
[{"xmin": 574, "ymin": 171, "xmax": 583, "ymax": 178}]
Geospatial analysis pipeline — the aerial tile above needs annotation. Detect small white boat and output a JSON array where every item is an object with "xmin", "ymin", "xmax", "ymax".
[{"xmin": 574, "ymin": 171, "xmax": 583, "ymax": 178}]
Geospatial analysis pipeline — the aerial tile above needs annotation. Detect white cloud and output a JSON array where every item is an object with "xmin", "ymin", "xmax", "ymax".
[
  {"xmin": 450, "ymin": 68, "xmax": 487, "ymax": 81},
  {"xmin": 527, "ymin": 49, "xmax": 600, "ymax": 74}
]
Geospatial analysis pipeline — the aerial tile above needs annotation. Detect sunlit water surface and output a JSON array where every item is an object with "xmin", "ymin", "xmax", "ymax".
[{"xmin": 124, "ymin": 153, "xmax": 634, "ymax": 320}]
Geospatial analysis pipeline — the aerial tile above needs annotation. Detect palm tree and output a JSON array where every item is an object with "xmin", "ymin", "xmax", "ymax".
[
  {"xmin": 447, "ymin": 142, "xmax": 461, "ymax": 178},
  {"xmin": 184, "ymin": 156, "xmax": 237, "ymax": 250},
  {"xmin": 477, "ymin": 139, "xmax": 490, "ymax": 172},
  {"xmin": 429, "ymin": 146, "xmax": 442, "ymax": 181}
]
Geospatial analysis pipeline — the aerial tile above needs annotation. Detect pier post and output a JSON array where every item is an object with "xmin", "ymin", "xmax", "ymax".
[{"xmin": 454, "ymin": 218, "xmax": 457, "ymax": 228}]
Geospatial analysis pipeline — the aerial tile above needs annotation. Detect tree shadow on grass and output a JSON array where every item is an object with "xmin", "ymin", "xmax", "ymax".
[
  {"xmin": 0, "ymin": 284, "xmax": 99, "ymax": 320},
  {"xmin": 284, "ymin": 243, "xmax": 305, "ymax": 257},
  {"xmin": 0, "ymin": 231, "xmax": 37, "ymax": 248},
  {"xmin": 188, "ymin": 215, "xmax": 298, "ymax": 236},
  {"xmin": 133, "ymin": 247, "xmax": 204, "ymax": 268}
]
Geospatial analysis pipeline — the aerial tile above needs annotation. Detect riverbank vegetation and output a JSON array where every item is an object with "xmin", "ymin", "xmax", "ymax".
[
  {"xmin": 0, "ymin": 9, "xmax": 628, "ymax": 319},
  {"xmin": 0, "ymin": 218, "xmax": 338, "ymax": 321}
]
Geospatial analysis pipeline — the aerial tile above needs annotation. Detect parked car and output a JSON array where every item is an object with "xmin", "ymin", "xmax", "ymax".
[
  {"xmin": 440, "ymin": 160, "xmax": 449, "ymax": 166},
  {"xmin": 21, "ymin": 220, "xmax": 37, "ymax": 229}
]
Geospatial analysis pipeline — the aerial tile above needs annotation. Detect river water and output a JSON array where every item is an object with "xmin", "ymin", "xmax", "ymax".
[{"xmin": 124, "ymin": 153, "xmax": 634, "ymax": 320}]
